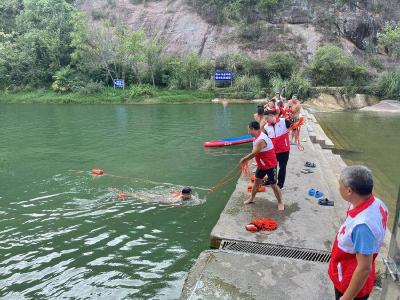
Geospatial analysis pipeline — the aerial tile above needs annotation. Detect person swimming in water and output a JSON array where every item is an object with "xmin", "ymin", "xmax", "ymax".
[
  {"xmin": 169, "ymin": 186, "xmax": 193, "ymax": 204},
  {"xmin": 113, "ymin": 186, "xmax": 194, "ymax": 205}
]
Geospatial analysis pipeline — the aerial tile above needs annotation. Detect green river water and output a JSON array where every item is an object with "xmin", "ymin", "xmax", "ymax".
[
  {"xmin": 317, "ymin": 111, "xmax": 400, "ymax": 228},
  {"xmin": 1, "ymin": 104, "xmax": 399, "ymax": 299},
  {"xmin": 0, "ymin": 103, "xmax": 255, "ymax": 299}
]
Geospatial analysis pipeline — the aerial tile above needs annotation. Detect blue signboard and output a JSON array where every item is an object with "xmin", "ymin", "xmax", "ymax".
[
  {"xmin": 113, "ymin": 79, "xmax": 125, "ymax": 89},
  {"xmin": 214, "ymin": 71, "xmax": 233, "ymax": 81}
]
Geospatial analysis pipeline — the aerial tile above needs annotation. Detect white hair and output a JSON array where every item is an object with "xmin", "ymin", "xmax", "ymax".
[{"xmin": 340, "ymin": 165, "xmax": 373, "ymax": 197}]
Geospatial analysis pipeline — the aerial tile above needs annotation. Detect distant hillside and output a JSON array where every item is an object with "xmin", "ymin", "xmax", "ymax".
[{"xmin": 81, "ymin": 0, "xmax": 400, "ymax": 64}]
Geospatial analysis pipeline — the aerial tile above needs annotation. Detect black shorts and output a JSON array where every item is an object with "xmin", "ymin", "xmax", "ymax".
[{"xmin": 255, "ymin": 168, "xmax": 277, "ymax": 183}]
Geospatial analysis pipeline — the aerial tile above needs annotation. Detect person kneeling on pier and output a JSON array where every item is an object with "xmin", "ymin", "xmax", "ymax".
[{"xmin": 239, "ymin": 121, "xmax": 284, "ymax": 211}]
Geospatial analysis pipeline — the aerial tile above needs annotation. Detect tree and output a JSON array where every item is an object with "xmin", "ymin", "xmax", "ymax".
[
  {"xmin": 0, "ymin": 1, "xmax": 23, "ymax": 33},
  {"xmin": 308, "ymin": 45, "xmax": 354, "ymax": 86},
  {"xmin": 119, "ymin": 28, "xmax": 146, "ymax": 84},
  {"xmin": 144, "ymin": 35, "xmax": 165, "ymax": 87},
  {"xmin": 378, "ymin": 22, "xmax": 400, "ymax": 58},
  {"xmin": 265, "ymin": 52, "xmax": 298, "ymax": 81}
]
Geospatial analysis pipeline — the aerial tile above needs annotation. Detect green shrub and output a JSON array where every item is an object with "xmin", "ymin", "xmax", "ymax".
[
  {"xmin": 215, "ymin": 52, "xmax": 253, "ymax": 76},
  {"xmin": 269, "ymin": 75, "xmax": 285, "ymax": 94},
  {"xmin": 91, "ymin": 9, "xmax": 108, "ymax": 20},
  {"xmin": 265, "ymin": 52, "xmax": 299, "ymax": 80},
  {"xmin": 308, "ymin": 45, "xmax": 354, "ymax": 86},
  {"xmin": 378, "ymin": 22, "xmax": 400, "ymax": 58},
  {"xmin": 374, "ymin": 70, "xmax": 400, "ymax": 100},
  {"xmin": 234, "ymin": 75, "xmax": 261, "ymax": 93},
  {"xmin": 240, "ymin": 21, "xmax": 264, "ymax": 41},
  {"xmin": 73, "ymin": 81, "xmax": 104, "ymax": 95},
  {"xmin": 285, "ymin": 71, "xmax": 313, "ymax": 99},
  {"xmin": 129, "ymin": 84, "xmax": 156, "ymax": 98},
  {"xmin": 51, "ymin": 66, "xmax": 78, "ymax": 93},
  {"xmin": 199, "ymin": 79, "xmax": 215, "ymax": 91},
  {"xmin": 351, "ymin": 65, "xmax": 371, "ymax": 86},
  {"xmin": 269, "ymin": 72, "xmax": 312, "ymax": 99},
  {"xmin": 368, "ymin": 57, "xmax": 385, "ymax": 70}
]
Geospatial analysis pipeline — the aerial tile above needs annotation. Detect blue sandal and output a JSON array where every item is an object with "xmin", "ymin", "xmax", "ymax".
[
  {"xmin": 308, "ymin": 188, "xmax": 316, "ymax": 196},
  {"xmin": 315, "ymin": 191, "xmax": 324, "ymax": 198}
]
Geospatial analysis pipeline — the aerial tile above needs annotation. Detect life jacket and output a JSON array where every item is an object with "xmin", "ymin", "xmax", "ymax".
[
  {"xmin": 286, "ymin": 107, "xmax": 294, "ymax": 121},
  {"xmin": 328, "ymin": 195, "xmax": 388, "ymax": 297},
  {"xmin": 264, "ymin": 117, "xmax": 290, "ymax": 153},
  {"xmin": 253, "ymin": 131, "xmax": 277, "ymax": 170},
  {"xmin": 278, "ymin": 107, "xmax": 285, "ymax": 118}
]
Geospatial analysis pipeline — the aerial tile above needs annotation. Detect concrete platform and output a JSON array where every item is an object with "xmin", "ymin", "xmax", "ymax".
[
  {"xmin": 181, "ymin": 111, "xmax": 389, "ymax": 300},
  {"xmin": 210, "ymin": 124, "xmax": 347, "ymax": 251},
  {"xmin": 180, "ymin": 250, "xmax": 334, "ymax": 300}
]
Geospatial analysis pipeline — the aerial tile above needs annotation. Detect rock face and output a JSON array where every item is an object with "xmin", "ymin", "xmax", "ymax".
[
  {"xmin": 308, "ymin": 90, "xmax": 380, "ymax": 110},
  {"xmin": 361, "ymin": 100, "xmax": 400, "ymax": 112},
  {"xmin": 337, "ymin": 93, "xmax": 380, "ymax": 109},
  {"xmin": 81, "ymin": 0, "xmax": 400, "ymax": 61},
  {"xmin": 336, "ymin": 11, "xmax": 377, "ymax": 50}
]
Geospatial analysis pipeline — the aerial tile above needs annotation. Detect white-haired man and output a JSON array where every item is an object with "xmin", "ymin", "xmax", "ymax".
[{"xmin": 328, "ymin": 165, "xmax": 388, "ymax": 300}]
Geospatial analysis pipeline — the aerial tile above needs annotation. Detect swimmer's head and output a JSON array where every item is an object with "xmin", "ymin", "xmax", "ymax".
[{"xmin": 181, "ymin": 187, "xmax": 192, "ymax": 200}]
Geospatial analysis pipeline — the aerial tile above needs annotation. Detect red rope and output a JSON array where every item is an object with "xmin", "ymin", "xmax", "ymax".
[{"xmin": 250, "ymin": 218, "xmax": 278, "ymax": 231}]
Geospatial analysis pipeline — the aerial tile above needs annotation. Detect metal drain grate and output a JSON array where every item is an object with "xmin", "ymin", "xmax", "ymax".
[{"xmin": 220, "ymin": 240, "xmax": 331, "ymax": 263}]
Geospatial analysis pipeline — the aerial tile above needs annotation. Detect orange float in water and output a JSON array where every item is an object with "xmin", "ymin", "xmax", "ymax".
[
  {"xmin": 91, "ymin": 169, "xmax": 104, "ymax": 175},
  {"xmin": 247, "ymin": 183, "xmax": 266, "ymax": 193}
]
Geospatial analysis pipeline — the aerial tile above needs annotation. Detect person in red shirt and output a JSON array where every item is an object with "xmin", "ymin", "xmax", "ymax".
[
  {"xmin": 262, "ymin": 110, "xmax": 293, "ymax": 190},
  {"xmin": 240, "ymin": 121, "xmax": 284, "ymax": 210},
  {"xmin": 328, "ymin": 165, "xmax": 388, "ymax": 300},
  {"xmin": 277, "ymin": 100, "xmax": 286, "ymax": 118}
]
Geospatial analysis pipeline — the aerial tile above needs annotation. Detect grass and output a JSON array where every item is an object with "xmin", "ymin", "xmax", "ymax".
[{"xmin": 0, "ymin": 88, "xmax": 218, "ymax": 104}]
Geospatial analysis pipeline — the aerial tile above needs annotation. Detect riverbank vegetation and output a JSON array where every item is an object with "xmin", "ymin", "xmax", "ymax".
[{"xmin": 0, "ymin": 0, "xmax": 399, "ymax": 103}]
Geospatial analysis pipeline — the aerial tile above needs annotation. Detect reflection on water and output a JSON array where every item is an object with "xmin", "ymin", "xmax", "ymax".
[
  {"xmin": 316, "ymin": 111, "xmax": 400, "ymax": 227},
  {"xmin": 0, "ymin": 103, "xmax": 254, "ymax": 299}
]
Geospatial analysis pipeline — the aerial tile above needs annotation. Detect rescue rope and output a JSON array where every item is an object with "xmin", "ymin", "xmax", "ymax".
[
  {"xmin": 70, "ymin": 164, "xmax": 249, "ymax": 196},
  {"xmin": 246, "ymin": 212, "xmax": 278, "ymax": 233},
  {"xmin": 205, "ymin": 165, "xmax": 243, "ymax": 195},
  {"xmin": 68, "ymin": 169, "xmax": 211, "ymax": 191}
]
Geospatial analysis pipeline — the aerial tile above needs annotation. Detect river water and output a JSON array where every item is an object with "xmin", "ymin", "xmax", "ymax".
[
  {"xmin": 316, "ymin": 111, "xmax": 400, "ymax": 227},
  {"xmin": 0, "ymin": 103, "xmax": 255, "ymax": 299}
]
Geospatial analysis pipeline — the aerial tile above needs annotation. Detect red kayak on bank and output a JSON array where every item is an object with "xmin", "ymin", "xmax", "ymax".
[{"xmin": 203, "ymin": 134, "xmax": 253, "ymax": 147}]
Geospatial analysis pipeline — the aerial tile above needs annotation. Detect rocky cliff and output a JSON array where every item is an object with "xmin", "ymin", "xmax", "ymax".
[{"xmin": 81, "ymin": 0, "xmax": 400, "ymax": 63}]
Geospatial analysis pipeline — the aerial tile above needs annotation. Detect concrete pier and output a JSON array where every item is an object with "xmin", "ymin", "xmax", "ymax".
[{"xmin": 180, "ymin": 110, "xmax": 389, "ymax": 300}]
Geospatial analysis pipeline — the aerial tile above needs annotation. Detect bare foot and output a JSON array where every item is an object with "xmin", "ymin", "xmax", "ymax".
[
  {"xmin": 278, "ymin": 203, "xmax": 285, "ymax": 211},
  {"xmin": 244, "ymin": 197, "xmax": 255, "ymax": 205}
]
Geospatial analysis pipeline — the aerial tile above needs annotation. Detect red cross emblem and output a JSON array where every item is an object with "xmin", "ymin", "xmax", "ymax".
[
  {"xmin": 339, "ymin": 226, "xmax": 346, "ymax": 235},
  {"xmin": 379, "ymin": 205, "xmax": 388, "ymax": 229}
]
